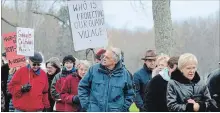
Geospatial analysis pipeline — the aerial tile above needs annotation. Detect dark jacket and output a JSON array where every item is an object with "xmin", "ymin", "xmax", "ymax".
[
  {"xmin": 47, "ymin": 69, "xmax": 60, "ymax": 112},
  {"xmin": 167, "ymin": 69, "xmax": 214, "ymax": 112},
  {"xmin": 50, "ymin": 67, "xmax": 76, "ymax": 111},
  {"xmin": 7, "ymin": 74, "xmax": 15, "ymax": 112},
  {"xmin": 8, "ymin": 65, "xmax": 50, "ymax": 112},
  {"xmin": 133, "ymin": 64, "xmax": 152, "ymax": 110},
  {"xmin": 60, "ymin": 72, "xmax": 81, "ymax": 112},
  {"xmin": 207, "ymin": 68, "xmax": 220, "ymax": 111},
  {"xmin": 1, "ymin": 91, "xmax": 5, "ymax": 112},
  {"xmin": 78, "ymin": 62, "xmax": 134, "ymax": 112},
  {"xmin": 1, "ymin": 63, "xmax": 10, "ymax": 112},
  {"xmin": 143, "ymin": 68, "xmax": 170, "ymax": 112}
]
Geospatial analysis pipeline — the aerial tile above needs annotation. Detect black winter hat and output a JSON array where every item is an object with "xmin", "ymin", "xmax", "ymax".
[
  {"xmin": 29, "ymin": 52, "xmax": 43, "ymax": 63},
  {"xmin": 63, "ymin": 55, "xmax": 76, "ymax": 65}
]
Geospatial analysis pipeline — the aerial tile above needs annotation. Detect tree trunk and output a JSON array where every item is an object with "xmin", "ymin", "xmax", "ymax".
[
  {"xmin": 23, "ymin": 0, "xmax": 33, "ymax": 27},
  {"xmin": 152, "ymin": 0, "xmax": 175, "ymax": 56}
]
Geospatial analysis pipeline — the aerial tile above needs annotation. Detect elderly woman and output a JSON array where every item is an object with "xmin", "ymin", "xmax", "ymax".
[
  {"xmin": 167, "ymin": 53, "xmax": 215, "ymax": 112},
  {"xmin": 152, "ymin": 54, "xmax": 170, "ymax": 77},
  {"xmin": 60, "ymin": 60, "xmax": 91, "ymax": 112}
]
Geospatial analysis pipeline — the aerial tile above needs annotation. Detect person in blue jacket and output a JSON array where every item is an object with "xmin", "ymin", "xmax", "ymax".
[
  {"xmin": 133, "ymin": 50, "xmax": 157, "ymax": 111},
  {"xmin": 78, "ymin": 47, "xmax": 134, "ymax": 112}
]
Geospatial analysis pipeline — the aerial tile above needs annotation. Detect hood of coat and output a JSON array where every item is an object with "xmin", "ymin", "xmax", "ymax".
[
  {"xmin": 98, "ymin": 61, "xmax": 123, "ymax": 76},
  {"xmin": 171, "ymin": 68, "xmax": 200, "ymax": 84}
]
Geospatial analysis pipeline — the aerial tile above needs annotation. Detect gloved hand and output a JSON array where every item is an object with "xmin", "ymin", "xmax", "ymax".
[
  {"xmin": 6, "ymin": 92, "xmax": 12, "ymax": 99},
  {"xmin": 21, "ymin": 83, "xmax": 32, "ymax": 93},
  {"xmin": 43, "ymin": 108, "xmax": 51, "ymax": 112},
  {"xmin": 72, "ymin": 95, "xmax": 80, "ymax": 104}
]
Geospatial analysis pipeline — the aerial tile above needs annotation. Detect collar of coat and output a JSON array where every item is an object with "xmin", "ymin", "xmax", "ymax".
[
  {"xmin": 61, "ymin": 67, "xmax": 76, "ymax": 75},
  {"xmin": 98, "ymin": 61, "xmax": 123, "ymax": 76},
  {"xmin": 27, "ymin": 64, "xmax": 41, "ymax": 75},
  {"xmin": 71, "ymin": 71, "xmax": 82, "ymax": 80},
  {"xmin": 47, "ymin": 69, "xmax": 60, "ymax": 80},
  {"xmin": 143, "ymin": 64, "xmax": 152, "ymax": 73},
  {"xmin": 171, "ymin": 68, "xmax": 200, "ymax": 84}
]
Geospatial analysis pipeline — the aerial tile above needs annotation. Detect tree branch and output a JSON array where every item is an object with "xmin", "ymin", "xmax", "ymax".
[
  {"xmin": 32, "ymin": 10, "xmax": 66, "ymax": 25},
  {"xmin": 1, "ymin": 17, "xmax": 18, "ymax": 27},
  {"xmin": 1, "ymin": 0, "xmax": 6, "ymax": 6}
]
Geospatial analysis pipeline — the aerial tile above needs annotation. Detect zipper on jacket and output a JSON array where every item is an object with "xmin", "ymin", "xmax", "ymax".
[
  {"xmin": 190, "ymin": 81, "xmax": 195, "ymax": 96},
  {"xmin": 105, "ymin": 73, "xmax": 112, "ymax": 112}
]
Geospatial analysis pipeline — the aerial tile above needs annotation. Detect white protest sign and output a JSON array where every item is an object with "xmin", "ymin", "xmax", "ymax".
[
  {"xmin": 68, "ymin": 0, "xmax": 108, "ymax": 51},
  {"xmin": 16, "ymin": 27, "xmax": 34, "ymax": 56}
]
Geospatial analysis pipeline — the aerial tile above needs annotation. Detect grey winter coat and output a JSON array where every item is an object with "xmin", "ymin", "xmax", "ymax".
[{"xmin": 167, "ymin": 69, "xmax": 217, "ymax": 112}]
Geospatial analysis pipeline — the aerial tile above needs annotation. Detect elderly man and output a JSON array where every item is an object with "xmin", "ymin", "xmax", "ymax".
[
  {"xmin": 8, "ymin": 52, "xmax": 50, "ymax": 112},
  {"xmin": 133, "ymin": 50, "xmax": 157, "ymax": 111},
  {"xmin": 78, "ymin": 47, "xmax": 134, "ymax": 112}
]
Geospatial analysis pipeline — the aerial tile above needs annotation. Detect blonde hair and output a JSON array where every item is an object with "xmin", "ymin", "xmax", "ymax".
[
  {"xmin": 178, "ymin": 53, "xmax": 198, "ymax": 70},
  {"xmin": 156, "ymin": 53, "xmax": 170, "ymax": 65},
  {"xmin": 77, "ymin": 60, "xmax": 91, "ymax": 69}
]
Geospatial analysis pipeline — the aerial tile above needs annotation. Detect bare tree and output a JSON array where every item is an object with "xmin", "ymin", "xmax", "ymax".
[{"xmin": 152, "ymin": 0, "xmax": 175, "ymax": 55}]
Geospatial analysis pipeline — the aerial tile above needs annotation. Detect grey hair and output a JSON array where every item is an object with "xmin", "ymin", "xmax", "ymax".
[
  {"xmin": 109, "ymin": 47, "xmax": 122, "ymax": 63},
  {"xmin": 78, "ymin": 60, "xmax": 91, "ymax": 69}
]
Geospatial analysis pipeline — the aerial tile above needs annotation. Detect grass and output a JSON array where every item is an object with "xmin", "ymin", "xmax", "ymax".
[{"xmin": 129, "ymin": 103, "xmax": 139, "ymax": 112}]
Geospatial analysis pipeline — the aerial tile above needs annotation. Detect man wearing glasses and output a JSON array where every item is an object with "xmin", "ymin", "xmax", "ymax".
[
  {"xmin": 8, "ymin": 52, "xmax": 50, "ymax": 112},
  {"xmin": 78, "ymin": 47, "xmax": 134, "ymax": 112}
]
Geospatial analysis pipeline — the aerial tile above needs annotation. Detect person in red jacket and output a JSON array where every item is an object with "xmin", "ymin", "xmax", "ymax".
[
  {"xmin": 60, "ymin": 60, "xmax": 91, "ymax": 112},
  {"xmin": 50, "ymin": 55, "xmax": 76, "ymax": 111},
  {"xmin": 8, "ymin": 52, "xmax": 50, "ymax": 112},
  {"xmin": 95, "ymin": 49, "xmax": 106, "ymax": 63}
]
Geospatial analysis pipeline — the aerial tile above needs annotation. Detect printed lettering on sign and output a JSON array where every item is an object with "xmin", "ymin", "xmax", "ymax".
[
  {"xmin": 68, "ymin": 1, "xmax": 108, "ymax": 51},
  {"xmin": 2, "ymin": 32, "xmax": 26, "ymax": 68},
  {"xmin": 16, "ymin": 27, "xmax": 34, "ymax": 56}
]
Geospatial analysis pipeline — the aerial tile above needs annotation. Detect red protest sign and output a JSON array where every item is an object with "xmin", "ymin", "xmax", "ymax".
[{"xmin": 2, "ymin": 32, "xmax": 26, "ymax": 68}]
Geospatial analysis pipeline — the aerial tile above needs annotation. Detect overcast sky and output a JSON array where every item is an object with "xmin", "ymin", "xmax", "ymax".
[
  {"xmin": 4, "ymin": 0, "xmax": 219, "ymax": 30},
  {"xmin": 102, "ymin": 1, "xmax": 220, "ymax": 30}
]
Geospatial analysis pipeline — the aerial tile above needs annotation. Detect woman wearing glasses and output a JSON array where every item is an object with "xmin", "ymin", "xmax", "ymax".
[
  {"xmin": 45, "ymin": 57, "xmax": 61, "ymax": 112},
  {"xmin": 167, "ymin": 53, "xmax": 216, "ymax": 112},
  {"xmin": 60, "ymin": 60, "xmax": 91, "ymax": 112}
]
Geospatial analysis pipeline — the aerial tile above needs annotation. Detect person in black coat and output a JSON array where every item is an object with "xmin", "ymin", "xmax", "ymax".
[
  {"xmin": 206, "ymin": 62, "xmax": 220, "ymax": 111},
  {"xmin": 167, "ymin": 53, "xmax": 217, "ymax": 112},
  {"xmin": 143, "ymin": 56, "xmax": 179, "ymax": 112},
  {"xmin": 45, "ymin": 57, "xmax": 61, "ymax": 112},
  {"xmin": 1, "ymin": 52, "xmax": 10, "ymax": 112}
]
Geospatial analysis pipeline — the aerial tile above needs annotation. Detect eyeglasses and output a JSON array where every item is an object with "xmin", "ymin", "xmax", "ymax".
[{"xmin": 33, "ymin": 63, "xmax": 41, "ymax": 66}]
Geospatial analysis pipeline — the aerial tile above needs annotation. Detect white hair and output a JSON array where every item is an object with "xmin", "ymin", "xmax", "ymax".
[
  {"xmin": 77, "ymin": 60, "xmax": 91, "ymax": 69},
  {"xmin": 109, "ymin": 47, "xmax": 122, "ymax": 63},
  {"xmin": 178, "ymin": 53, "xmax": 198, "ymax": 70}
]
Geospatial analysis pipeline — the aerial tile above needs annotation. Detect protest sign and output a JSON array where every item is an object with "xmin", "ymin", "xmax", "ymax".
[
  {"xmin": 2, "ymin": 32, "xmax": 26, "ymax": 68},
  {"xmin": 16, "ymin": 27, "xmax": 34, "ymax": 56},
  {"xmin": 68, "ymin": 1, "xmax": 108, "ymax": 51}
]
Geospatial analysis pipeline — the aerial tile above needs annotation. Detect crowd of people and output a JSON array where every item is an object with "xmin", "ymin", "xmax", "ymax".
[{"xmin": 1, "ymin": 47, "xmax": 220, "ymax": 112}]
